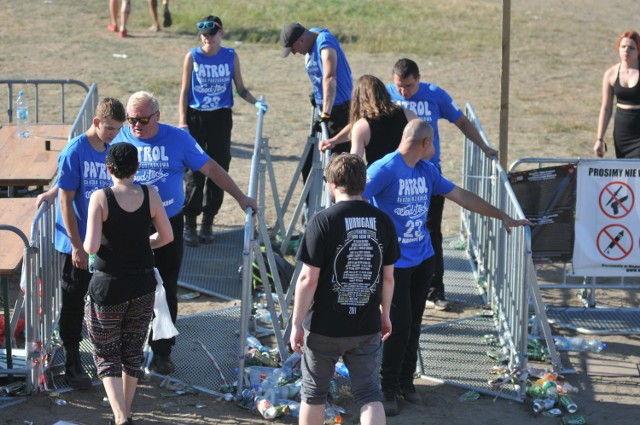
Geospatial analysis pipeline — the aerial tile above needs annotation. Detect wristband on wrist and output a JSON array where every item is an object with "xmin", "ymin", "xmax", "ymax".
[{"xmin": 321, "ymin": 112, "xmax": 331, "ymax": 119}]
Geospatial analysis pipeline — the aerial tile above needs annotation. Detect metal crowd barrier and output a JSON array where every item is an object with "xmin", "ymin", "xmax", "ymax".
[
  {"xmin": 462, "ymin": 104, "xmax": 561, "ymax": 379},
  {"xmin": 509, "ymin": 157, "xmax": 640, "ymax": 334},
  {"xmin": 1, "ymin": 79, "xmax": 90, "ymax": 126},
  {"xmin": 0, "ymin": 201, "xmax": 63, "ymax": 394},
  {"xmin": 236, "ymin": 101, "xmax": 331, "ymax": 395}
]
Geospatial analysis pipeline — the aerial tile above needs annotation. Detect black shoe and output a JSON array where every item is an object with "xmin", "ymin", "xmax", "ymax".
[
  {"xmin": 163, "ymin": 7, "xmax": 172, "ymax": 27},
  {"xmin": 64, "ymin": 348, "xmax": 92, "ymax": 389},
  {"xmin": 108, "ymin": 418, "xmax": 133, "ymax": 425},
  {"xmin": 382, "ymin": 392, "xmax": 399, "ymax": 416},
  {"xmin": 183, "ymin": 224, "xmax": 199, "ymax": 247},
  {"xmin": 198, "ymin": 224, "xmax": 215, "ymax": 244},
  {"xmin": 149, "ymin": 354, "xmax": 175, "ymax": 375},
  {"xmin": 399, "ymin": 385, "xmax": 422, "ymax": 404}
]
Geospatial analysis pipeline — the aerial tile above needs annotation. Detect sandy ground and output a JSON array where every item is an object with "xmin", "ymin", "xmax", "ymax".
[{"xmin": 2, "ymin": 0, "xmax": 640, "ymax": 424}]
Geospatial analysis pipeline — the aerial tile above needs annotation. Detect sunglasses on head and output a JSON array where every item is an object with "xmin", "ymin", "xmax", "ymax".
[
  {"xmin": 126, "ymin": 112, "xmax": 157, "ymax": 125},
  {"xmin": 197, "ymin": 21, "xmax": 221, "ymax": 30}
]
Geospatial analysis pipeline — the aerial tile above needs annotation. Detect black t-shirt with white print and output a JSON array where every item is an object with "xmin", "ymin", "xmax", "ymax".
[{"xmin": 297, "ymin": 200, "xmax": 399, "ymax": 337}]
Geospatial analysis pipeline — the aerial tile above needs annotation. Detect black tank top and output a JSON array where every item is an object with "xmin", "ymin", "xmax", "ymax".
[
  {"xmin": 364, "ymin": 107, "xmax": 408, "ymax": 165},
  {"xmin": 94, "ymin": 185, "xmax": 154, "ymax": 274},
  {"xmin": 614, "ymin": 65, "xmax": 640, "ymax": 105}
]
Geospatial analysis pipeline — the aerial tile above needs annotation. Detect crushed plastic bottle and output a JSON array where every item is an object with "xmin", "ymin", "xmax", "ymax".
[
  {"xmin": 553, "ymin": 336, "xmax": 606, "ymax": 353},
  {"xmin": 556, "ymin": 380, "xmax": 579, "ymax": 394}
]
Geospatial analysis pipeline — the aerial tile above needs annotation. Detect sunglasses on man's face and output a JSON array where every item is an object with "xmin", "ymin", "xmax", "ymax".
[
  {"xmin": 127, "ymin": 112, "xmax": 157, "ymax": 126},
  {"xmin": 197, "ymin": 21, "xmax": 221, "ymax": 30}
]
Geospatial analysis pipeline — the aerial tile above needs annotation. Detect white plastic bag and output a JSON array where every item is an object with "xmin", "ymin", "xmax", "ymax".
[{"xmin": 151, "ymin": 268, "xmax": 179, "ymax": 340}]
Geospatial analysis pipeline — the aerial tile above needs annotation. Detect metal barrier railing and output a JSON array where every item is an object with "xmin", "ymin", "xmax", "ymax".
[
  {"xmin": 236, "ymin": 102, "xmax": 331, "ymax": 395},
  {"xmin": 462, "ymin": 104, "xmax": 562, "ymax": 385},
  {"xmin": 0, "ymin": 81, "xmax": 96, "ymax": 393},
  {"xmin": 1, "ymin": 79, "xmax": 90, "ymax": 125},
  {"xmin": 0, "ymin": 200, "xmax": 63, "ymax": 394}
]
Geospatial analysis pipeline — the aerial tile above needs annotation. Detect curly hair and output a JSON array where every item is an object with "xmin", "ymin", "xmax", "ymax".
[{"xmin": 349, "ymin": 75, "xmax": 402, "ymax": 124}]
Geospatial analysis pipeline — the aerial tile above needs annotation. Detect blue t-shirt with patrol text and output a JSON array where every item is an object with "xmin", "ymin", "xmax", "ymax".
[
  {"xmin": 362, "ymin": 151, "xmax": 455, "ymax": 268},
  {"xmin": 54, "ymin": 134, "xmax": 112, "ymax": 254},
  {"xmin": 386, "ymin": 82, "xmax": 463, "ymax": 168},
  {"xmin": 189, "ymin": 47, "xmax": 235, "ymax": 111},
  {"xmin": 113, "ymin": 124, "xmax": 209, "ymax": 218},
  {"xmin": 306, "ymin": 28, "xmax": 353, "ymax": 108}
]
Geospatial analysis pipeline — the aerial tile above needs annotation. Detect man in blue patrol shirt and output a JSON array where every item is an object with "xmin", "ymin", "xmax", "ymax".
[
  {"xmin": 387, "ymin": 58, "xmax": 499, "ymax": 311},
  {"xmin": 363, "ymin": 119, "xmax": 530, "ymax": 416},
  {"xmin": 280, "ymin": 22, "xmax": 354, "ymax": 181},
  {"xmin": 113, "ymin": 91, "xmax": 257, "ymax": 375},
  {"xmin": 49, "ymin": 98, "xmax": 126, "ymax": 389}
]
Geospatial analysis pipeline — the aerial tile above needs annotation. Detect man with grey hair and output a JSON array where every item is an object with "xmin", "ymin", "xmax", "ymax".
[
  {"xmin": 113, "ymin": 91, "xmax": 257, "ymax": 375},
  {"xmin": 363, "ymin": 119, "xmax": 531, "ymax": 416}
]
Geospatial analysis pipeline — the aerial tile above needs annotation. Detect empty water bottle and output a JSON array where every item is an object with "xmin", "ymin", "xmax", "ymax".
[
  {"xmin": 16, "ymin": 91, "xmax": 30, "ymax": 138},
  {"xmin": 246, "ymin": 334, "xmax": 270, "ymax": 353},
  {"xmin": 553, "ymin": 336, "xmax": 606, "ymax": 353}
]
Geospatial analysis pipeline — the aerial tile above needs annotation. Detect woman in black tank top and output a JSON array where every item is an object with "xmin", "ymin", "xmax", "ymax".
[
  {"xmin": 595, "ymin": 30, "xmax": 640, "ymax": 158},
  {"xmin": 83, "ymin": 142, "xmax": 173, "ymax": 425},
  {"xmin": 319, "ymin": 75, "xmax": 417, "ymax": 165}
]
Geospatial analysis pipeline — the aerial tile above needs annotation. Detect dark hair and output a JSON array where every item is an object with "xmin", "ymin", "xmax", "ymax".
[
  {"xmin": 324, "ymin": 153, "xmax": 366, "ymax": 196},
  {"xmin": 95, "ymin": 97, "xmax": 126, "ymax": 123},
  {"xmin": 617, "ymin": 31, "xmax": 640, "ymax": 58},
  {"xmin": 392, "ymin": 58, "xmax": 420, "ymax": 79},
  {"xmin": 106, "ymin": 142, "xmax": 139, "ymax": 179},
  {"xmin": 349, "ymin": 75, "xmax": 401, "ymax": 124}
]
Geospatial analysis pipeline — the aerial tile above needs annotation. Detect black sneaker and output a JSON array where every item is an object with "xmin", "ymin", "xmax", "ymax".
[
  {"xmin": 400, "ymin": 387, "xmax": 422, "ymax": 404},
  {"xmin": 198, "ymin": 224, "xmax": 215, "ymax": 244},
  {"xmin": 149, "ymin": 354, "xmax": 175, "ymax": 375},
  {"xmin": 382, "ymin": 392, "xmax": 399, "ymax": 416},
  {"xmin": 183, "ymin": 224, "xmax": 199, "ymax": 247}
]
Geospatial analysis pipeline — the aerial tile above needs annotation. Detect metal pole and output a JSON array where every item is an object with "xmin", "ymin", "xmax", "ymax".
[{"xmin": 499, "ymin": 0, "xmax": 511, "ymax": 169}]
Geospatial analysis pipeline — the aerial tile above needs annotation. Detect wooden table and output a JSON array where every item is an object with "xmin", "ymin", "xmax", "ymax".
[
  {"xmin": 0, "ymin": 123, "xmax": 70, "ymax": 188},
  {"xmin": 0, "ymin": 198, "xmax": 33, "ymax": 275}
]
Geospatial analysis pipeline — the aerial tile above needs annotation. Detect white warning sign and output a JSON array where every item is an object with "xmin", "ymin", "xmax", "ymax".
[{"xmin": 573, "ymin": 160, "xmax": 640, "ymax": 276}]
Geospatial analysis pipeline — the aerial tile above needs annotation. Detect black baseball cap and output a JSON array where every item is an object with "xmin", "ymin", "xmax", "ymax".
[
  {"xmin": 107, "ymin": 142, "xmax": 138, "ymax": 171},
  {"xmin": 280, "ymin": 23, "xmax": 305, "ymax": 57}
]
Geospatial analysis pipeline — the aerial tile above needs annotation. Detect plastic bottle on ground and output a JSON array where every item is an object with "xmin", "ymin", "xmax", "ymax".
[
  {"xmin": 16, "ymin": 91, "xmax": 30, "ymax": 138},
  {"xmin": 556, "ymin": 380, "xmax": 579, "ymax": 394},
  {"xmin": 553, "ymin": 336, "xmax": 606, "ymax": 352},
  {"xmin": 246, "ymin": 334, "xmax": 270, "ymax": 353}
]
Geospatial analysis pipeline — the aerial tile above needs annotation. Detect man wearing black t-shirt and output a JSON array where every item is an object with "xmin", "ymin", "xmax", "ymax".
[{"xmin": 290, "ymin": 153, "xmax": 399, "ymax": 425}]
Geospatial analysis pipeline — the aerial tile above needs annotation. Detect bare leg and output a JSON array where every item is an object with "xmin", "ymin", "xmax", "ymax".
[
  {"xmin": 122, "ymin": 372, "xmax": 139, "ymax": 420},
  {"xmin": 299, "ymin": 401, "xmax": 324, "ymax": 425},
  {"xmin": 360, "ymin": 401, "xmax": 386, "ymax": 425},
  {"xmin": 103, "ymin": 376, "xmax": 127, "ymax": 424},
  {"xmin": 120, "ymin": 0, "xmax": 131, "ymax": 35},
  {"xmin": 148, "ymin": 0, "xmax": 160, "ymax": 31},
  {"xmin": 108, "ymin": 0, "xmax": 119, "ymax": 31}
]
